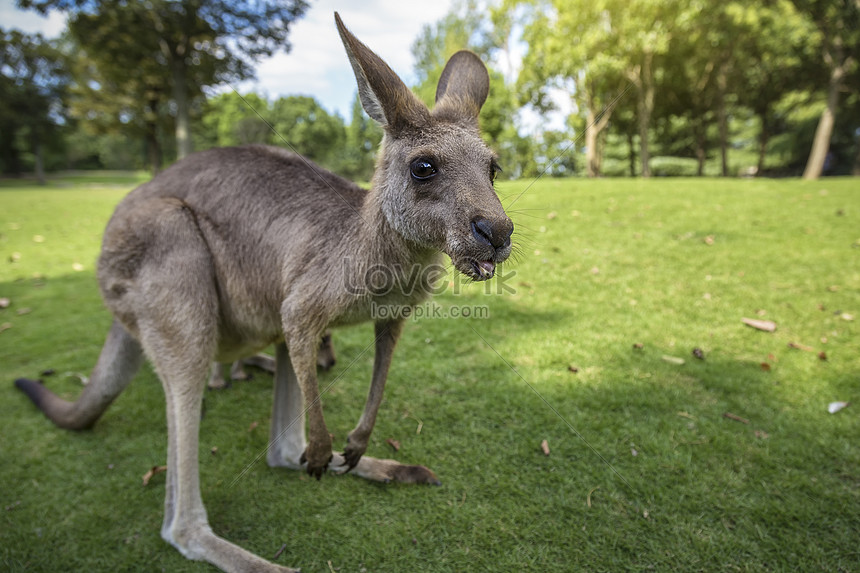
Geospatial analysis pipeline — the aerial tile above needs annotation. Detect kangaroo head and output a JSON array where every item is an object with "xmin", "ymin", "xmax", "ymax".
[{"xmin": 335, "ymin": 13, "xmax": 513, "ymax": 281}]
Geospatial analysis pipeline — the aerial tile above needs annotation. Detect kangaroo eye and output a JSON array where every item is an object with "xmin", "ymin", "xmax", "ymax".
[
  {"xmin": 490, "ymin": 161, "xmax": 502, "ymax": 183},
  {"xmin": 410, "ymin": 158, "xmax": 437, "ymax": 181}
]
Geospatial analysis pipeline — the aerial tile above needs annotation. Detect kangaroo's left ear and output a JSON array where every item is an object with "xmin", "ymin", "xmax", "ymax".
[{"xmin": 434, "ymin": 51, "xmax": 490, "ymax": 120}]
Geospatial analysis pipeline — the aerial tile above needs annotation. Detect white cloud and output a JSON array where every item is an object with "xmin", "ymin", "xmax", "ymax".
[
  {"xmin": 234, "ymin": 0, "xmax": 454, "ymax": 118},
  {"xmin": 1, "ymin": 4, "xmax": 67, "ymax": 37}
]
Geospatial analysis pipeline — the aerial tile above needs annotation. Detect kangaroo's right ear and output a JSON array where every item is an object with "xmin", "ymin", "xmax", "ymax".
[{"xmin": 335, "ymin": 12, "xmax": 429, "ymax": 134}]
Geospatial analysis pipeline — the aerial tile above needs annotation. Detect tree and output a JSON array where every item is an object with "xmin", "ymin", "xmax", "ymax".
[
  {"xmin": 65, "ymin": 8, "xmax": 174, "ymax": 173},
  {"xmin": 20, "ymin": 0, "xmax": 309, "ymax": 159},
  {"xmin": 342, "ymin": 92, "xmax": 382, "ymax": 181},
  {"xmin": 197, "ymin": 91, "xmax": 271, "ymax": 148},
  {"xmin": 789, "ymin": 0, "xmax": 859, "ymax": 179},
  {"xmin": 0, "ymin": 29, "xmax": 69, "ymax": 182},
  {"xmin": 269, "ymin": 95, "xmax": 346, "ymax": 168},
  {"xmin": 728, "ymin": 0, "xmax": 816, "ymax": 175}
]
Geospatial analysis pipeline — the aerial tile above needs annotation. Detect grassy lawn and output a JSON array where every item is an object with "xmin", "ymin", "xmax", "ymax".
[{"xmin": 1, "ymin": 172, "xmax": 858, "ymax": 572}]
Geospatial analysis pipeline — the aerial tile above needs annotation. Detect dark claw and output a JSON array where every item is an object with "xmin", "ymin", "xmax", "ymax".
[
  {"xmin": 302, "ymin": 451, "xmax": 332, "ymax": 480},
  {"xmin": 340, "ymin": 447, "xmax": 364, "ymax": 472}
]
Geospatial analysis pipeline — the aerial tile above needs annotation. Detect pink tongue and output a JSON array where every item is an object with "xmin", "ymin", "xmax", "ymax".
[{"xmin": 478, "ymin": 260, "xmax": 495, "ymax": 277}]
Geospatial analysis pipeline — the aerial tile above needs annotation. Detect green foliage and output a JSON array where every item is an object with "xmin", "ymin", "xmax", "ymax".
[
  {"xmin": 18, "ymin": 0, "xmax": 310, "ymax": 161},
  {"xmin": 194, "ymin": 91, "xmax": 379, "ymax": 182},
  {"xmin": 0, "ymin": 28, "xmax": 69, "ymax": 178},
  {"xmin": 2, "ymin": 174, "xmax": 859, "ymax": 571}
]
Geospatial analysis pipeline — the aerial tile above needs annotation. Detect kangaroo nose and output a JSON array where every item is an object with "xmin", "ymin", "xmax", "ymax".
[{"xmin": 471, "ymin": 217, "xmax": 513, "ymax": 250}]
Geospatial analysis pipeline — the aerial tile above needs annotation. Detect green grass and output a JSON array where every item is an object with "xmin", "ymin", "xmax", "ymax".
[{"xmin": 1, "ymin": 173, "xmax": 859, "ymax": 572}]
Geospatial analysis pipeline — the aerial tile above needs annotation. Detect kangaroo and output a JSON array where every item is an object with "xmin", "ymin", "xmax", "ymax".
[
  {"xmin": 209, "ymin": 332, "xmax": 336, "ymax": 389},
  {"xmin": 14, "ymin": 13, "xmax": 513, "ymax": 573}
]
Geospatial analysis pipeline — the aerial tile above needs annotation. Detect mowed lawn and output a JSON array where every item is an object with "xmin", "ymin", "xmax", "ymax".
[{"xmin": 1, "ymin": 173, "xmax": 858, "ymax": 572}]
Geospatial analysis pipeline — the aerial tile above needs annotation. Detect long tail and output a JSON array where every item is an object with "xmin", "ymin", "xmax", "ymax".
[{"xmin": 15, "ymin": 320, "xmax": 143, "ymax": 430}]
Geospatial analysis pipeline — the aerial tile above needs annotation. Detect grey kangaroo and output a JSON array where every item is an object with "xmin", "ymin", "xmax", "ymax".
[{"xmin": 14, "ymin": 13, "xmax": 513, "ymax": 573}]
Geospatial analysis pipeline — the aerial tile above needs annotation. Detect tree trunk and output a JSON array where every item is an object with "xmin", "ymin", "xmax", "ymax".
[
  {"xmin": 803, "ymin": 46, "xmax": 846, "ymax": 180},
  {"xmin": 171, "ymin": 60, "xmax": 192, "ymax": 160},
  {"xmin": 584, "ymin": 86, "xmax": 612, "ymax": 178},
  {"xmin": 585, "ymin": 111, "xmax": 599, "ymax": 178},
  {"xmin": 717, "ymin": 62, "xmax": 729, "ymax": 177},
  {"xmin": 695, "ymin": 132, "xmax": 706, "ymax": 177},
  {"xmin": 146, "ymin": 127, "xmax": 162, "ymax": 175},
  {"xmin": 853, "ymin": 143, "xmax": 860, "ymax": 176},
  {"xmin": 636, "ymin": 52, "xmax": 654, "ymax": 178},
  {"xmin": 627, "ymin": 129, "xmax": 636, "ymax": 177},
  {"xmin": 145, "ymin": 93, "xmax": 162, "ymax": 174},
  {"xmin": 756, "ymin": 113, "xmax": 770, "ymax": 176},
  {"xmin": 33, "ymin": 136, "xmax": 45, "ymax": 185}
]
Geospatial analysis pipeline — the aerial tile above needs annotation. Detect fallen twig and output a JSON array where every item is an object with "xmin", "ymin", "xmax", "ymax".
[
  {"xmin": 273, "ymin": 543, "xmax": 287, "ymax": 560},
  {"xmin": 723, "ymin": 412, "xmax": 749, "ymax": 424},
  {"xmin": 142, "ymin": 465, "xmax": 167, "ymax": 486}
]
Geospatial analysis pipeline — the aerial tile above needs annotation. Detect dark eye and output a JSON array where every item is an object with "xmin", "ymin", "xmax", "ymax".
[
  {"xmin": 490, "ymin": 161, "xmax": 502, "ymax": 183},
  {"xmin": 410, "ymin": 158, "xmax": 437, "ymax": 181}
]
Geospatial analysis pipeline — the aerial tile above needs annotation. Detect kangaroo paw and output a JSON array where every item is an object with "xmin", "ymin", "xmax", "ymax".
[
  {"xmin": 341, "ymin": 437, "xmax": 367, "ymax": 471},
  {"xmin": 300, "ymin": 449, "xmax": 333, "ymax": 480}
]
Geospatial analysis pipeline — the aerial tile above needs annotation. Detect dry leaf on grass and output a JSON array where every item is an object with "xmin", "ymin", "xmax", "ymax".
[
  {"xmin": 386, "ymin": 438, "xmax": 400, "ymax": 452},
  {"xmin": 692, "ymin": 348, "xmax": 705, "ymax": 360},
  {"xmin": 760, "ymin": 362, "xmax": 772, "ymax": 371},
  {"xmin": 788, "ymin": 342, "xmax": 815, "ymax": 351},
  {"xmin": 818, "ymin": 351, "xmax": 827, "ymax": 361},
  {"xmin": 828, "ymin": 401, "xmax": 849, "ymax": 414},
  {"xmin": 723, "ymin": 412, "xmax": 750, "ymax": 424},
  {"xmin": 742, "ymin": 318, "xmax": 777, "ymax": 332},
  {"xmin": 567, "ymin": 365, "xmax": 579, "ymax": 373},
  {"xmin": 587, "ymin": 486, "xmax": 600, "ymax": 508},
  {"xmin": 142, "ymin": 465, "xmax": 167, "ymax": 486},
  {"xmin": 540, "ymin": 439, "xmax": 550, "ymax": 456}
]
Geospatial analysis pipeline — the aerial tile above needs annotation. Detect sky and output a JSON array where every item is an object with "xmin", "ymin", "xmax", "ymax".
[{"xmin": 2, "ymin": 0, "xmax": 455, "ymax": 120}]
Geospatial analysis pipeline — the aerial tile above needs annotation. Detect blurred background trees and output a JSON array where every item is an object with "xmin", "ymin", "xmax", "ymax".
[{"xmin": 2, "ymin": 0, "xmax": 857, "ymax": 182}]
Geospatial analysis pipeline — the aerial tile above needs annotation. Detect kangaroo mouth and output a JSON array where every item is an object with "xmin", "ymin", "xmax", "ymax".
[{"xmin": 470, "ymin": 259, "xmax": 496, "ymax": 280}]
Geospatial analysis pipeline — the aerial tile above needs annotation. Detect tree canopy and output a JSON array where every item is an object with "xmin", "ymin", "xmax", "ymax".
[{"xmin": 18, "ymin": 0, "xmax": 308, "ymax": 159}]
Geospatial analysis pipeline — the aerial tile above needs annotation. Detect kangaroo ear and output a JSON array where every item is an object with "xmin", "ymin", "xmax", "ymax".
[
  {"xmin": 434, "ymin": 51, "xmax": 489, "ymax": 119},
  {"xmin": 335, "ymin": 12, "xmax": 429, "ymax": 133}
]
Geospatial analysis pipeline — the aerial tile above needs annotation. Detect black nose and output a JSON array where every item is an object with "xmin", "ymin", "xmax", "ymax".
[{"xmin": 471, "ymin": 217, "xmax": 513, "ymax": 250}]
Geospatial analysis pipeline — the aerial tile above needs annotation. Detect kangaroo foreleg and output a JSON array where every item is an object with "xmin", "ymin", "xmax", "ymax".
[
  {"xmin": 342, "ymin": 319, "xmax": 404, "ymax": 470},
  {"xmin": 283, "ymin": 326, "xmax": 332, "ymax": 479}
]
